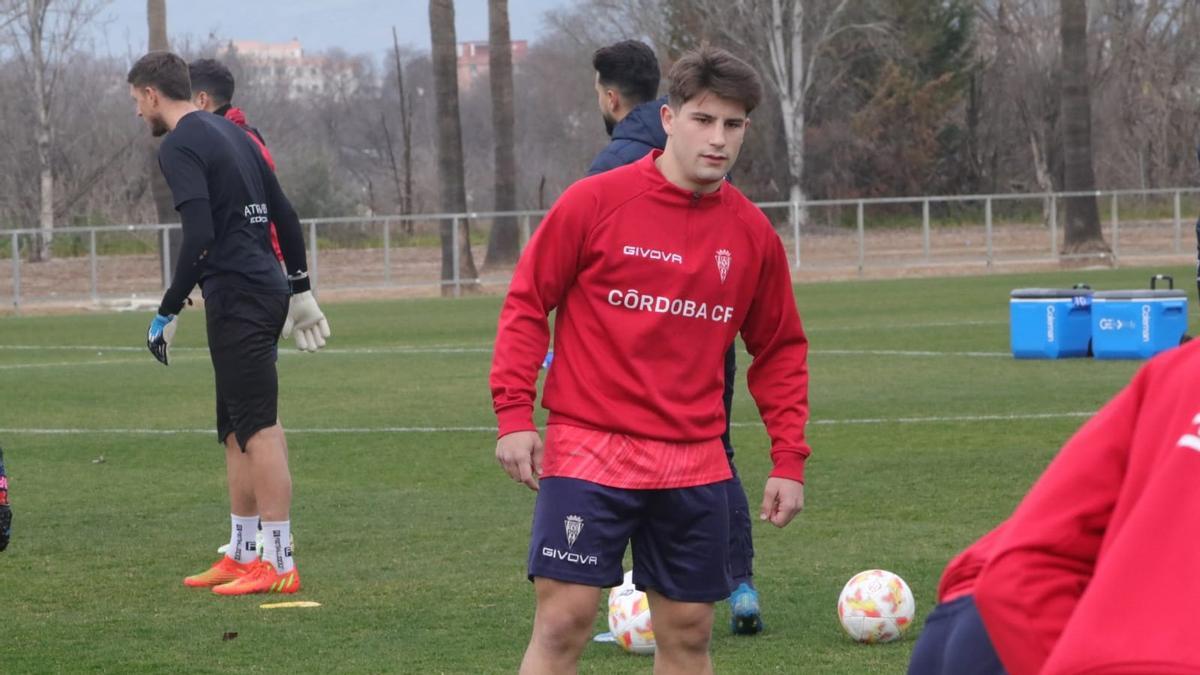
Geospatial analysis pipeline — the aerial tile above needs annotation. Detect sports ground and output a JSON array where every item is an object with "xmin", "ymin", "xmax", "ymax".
[{"xmin": 0, "ymin": 265, "xmax": 1182, "ymax": 673}]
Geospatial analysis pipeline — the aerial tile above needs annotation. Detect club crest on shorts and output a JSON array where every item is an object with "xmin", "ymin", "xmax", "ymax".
[
  {"xmin": 564, "ymin": 515, "xmax": 584, "ymax": 548},
  {"xmin": 715, "ymin": 249, "xmax": 732, "ymax": 284}
]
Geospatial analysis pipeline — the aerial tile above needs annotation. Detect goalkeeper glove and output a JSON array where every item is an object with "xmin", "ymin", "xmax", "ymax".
[
  {"xmin": 147, "ymin": 313, "xmax": 178, "ymax": 365},
  {"xmin": 282, "ymin": 291, "xmax": 330, "ymax": 352}
]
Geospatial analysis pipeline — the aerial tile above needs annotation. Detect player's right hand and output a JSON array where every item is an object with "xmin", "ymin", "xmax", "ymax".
[
  {"xmin": 496, "ymin": 431, "xmax": 543, "ymax": 491},
  {"xmin": 146, "ymin": 313, "xmax": 178, "ymax": 366},
  {"xmin": 282, "ymin": 290, "xmax": 331, "ymax": 352}
]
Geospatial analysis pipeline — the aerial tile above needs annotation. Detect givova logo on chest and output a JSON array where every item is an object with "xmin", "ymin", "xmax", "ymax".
[{"xmin": 623, "ymin": 245, "xmax": 683, "ymax": 265}]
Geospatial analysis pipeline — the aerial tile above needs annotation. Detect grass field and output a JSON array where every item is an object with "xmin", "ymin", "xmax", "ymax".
[{"xmin": 0, "ymin": 265, "xmax": 1189, "ymax": 673}]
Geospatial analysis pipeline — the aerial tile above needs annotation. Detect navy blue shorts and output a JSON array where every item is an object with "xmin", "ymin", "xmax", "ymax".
[
  {"xmin": 907, "ymin": 595, "xmax": 1006, "ymax": 675},
  {"xmin": 527, "ymin": 477, "xmax": 732, "ymax": 603}
]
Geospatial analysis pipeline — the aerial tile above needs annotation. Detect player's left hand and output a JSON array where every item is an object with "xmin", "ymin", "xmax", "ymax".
[
  {"xmin": 282, "ymin": 290, "xmax": 330, "ymax": 352},
  {"xmin": 760, "ymin": 477, "xmax": 804, "ymax": 528},
  {"xmin": 146, "ymin": 313, "xmax": 178, "ymax": 366}
]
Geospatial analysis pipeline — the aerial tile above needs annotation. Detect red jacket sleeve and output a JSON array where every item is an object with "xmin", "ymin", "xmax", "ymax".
[
  {"xmin": 738, "ymin": 229, "xmax": 811, "ymax": 483},
  {"xmin": 489, "ymin": 185, "xmax": 594, "ymax": 436},
  {"xmin": 973, "ymin": 369, "xmax": 1146, "ymax": 675}
]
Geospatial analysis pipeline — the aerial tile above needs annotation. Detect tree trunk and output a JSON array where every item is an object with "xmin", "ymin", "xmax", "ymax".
[
  {"xmin": 29, "ymin": 0, "xmax": 53, "ymax": 262},
  {"xmin": 770, "ymin": 0, "xmax": 809, "ymax": 225},
  {"xmin": 484, "ymin": 0, "xmax": 520, "ymax": 268},
  {"xmin": 146, "ymin": 0, "xmax": 180, "ymax": 279},
  {"xmin": 429, "ymin": 0, "xmax": 479, "ymax": 295},
  {"xmin": 1059, "ymin": 0, "xmax": 1109, "ymax": 259},
  {"xmin": 391, "ymin": 25, "xmax": 414, "ymax": 223}
]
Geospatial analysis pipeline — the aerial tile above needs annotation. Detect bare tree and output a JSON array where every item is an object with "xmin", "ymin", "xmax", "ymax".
[
  {"xmin": 5, "ymin": 0, "xmax": 105, "ymax": 260},
  {"xmin": 699, "ymin": 1, "xmax": 886, "ymax": 216},
  {"xmin": 429, "ymin": 0, "xmax": 478, "ymax": 294},
  {"xmin": 1059, "ymin": 0, "xmax": 1108, "ymax": 257},
  {"xmin": 484, "ymin": 0, "xmax": 519, "ymax": 268}
]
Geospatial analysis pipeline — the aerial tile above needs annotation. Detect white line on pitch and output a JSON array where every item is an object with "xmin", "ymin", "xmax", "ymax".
[
  {"xmin": 1, "ymin": 344, "xmax": 1007, "ymax": 363},
  {"xmin": 0, "ymin": 412, "xmax": 1093, "ymax": 436},
  {"xmin": 814, "ymin": 349, "xmax": 1010, "ymax": 358}
]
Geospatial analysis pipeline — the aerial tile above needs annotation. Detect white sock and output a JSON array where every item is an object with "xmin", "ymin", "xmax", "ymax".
[
  {"xmin": 261, "ymin": 520, "xmax": 294, "ymax": 573},
  {"xmin": 227, "ymin": 514, "xmax": 260, "ymax": 564}
]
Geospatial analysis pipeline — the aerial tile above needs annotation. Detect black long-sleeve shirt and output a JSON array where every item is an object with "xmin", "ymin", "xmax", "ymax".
[{"xmin": 157, "ymin": 111, "xmax": 307, "ymax": 315}]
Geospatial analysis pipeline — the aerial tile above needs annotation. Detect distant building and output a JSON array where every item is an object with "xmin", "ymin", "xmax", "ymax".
[
  {"xmin": 219, "ymin": 39, "xmax": 359, "ymax": 100},
  {"xmin": 456, "ymin": 40, "xmax": 528, "ymax": 92}
]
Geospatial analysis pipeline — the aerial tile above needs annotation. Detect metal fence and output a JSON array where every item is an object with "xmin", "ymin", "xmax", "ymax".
[{"xmin": 3, "ymin": 187, "xmax": 1199, "ymax": 310}]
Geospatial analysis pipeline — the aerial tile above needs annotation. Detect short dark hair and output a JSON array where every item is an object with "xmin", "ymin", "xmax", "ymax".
[
  {"xmin": 667, "ymin": 46, "xmax": 763, "ymax": 114},
  {"xmin": 127, "ymin": 51, "xmax": 191, "ymax": 101},
  {"xmin": 593, "ymin": 40, "xmax": 660, "ymax": 105},
  {"xmin": 188, "ymin": 58, "xmax": 235, "ymax": 105}
]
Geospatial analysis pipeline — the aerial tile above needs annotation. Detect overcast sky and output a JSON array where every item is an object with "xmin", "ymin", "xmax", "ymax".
[{"xmin": 93, "ymin": 0, "xmax": 572, "ymax": 58}]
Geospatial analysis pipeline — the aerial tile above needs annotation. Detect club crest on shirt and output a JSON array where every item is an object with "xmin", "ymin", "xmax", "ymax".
[
  {"xmin": 564, "ymin": 515, "xmax": 584, "ymax": 548},
  {"xmin": 715, "ymin": 249, "xmax": 732, "ymax": 284}
]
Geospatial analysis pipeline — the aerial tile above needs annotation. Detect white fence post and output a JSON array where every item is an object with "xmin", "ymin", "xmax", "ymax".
[
  {"xmin": 856, "ymin": 201, "xmax": 865, "ymax": 277},
  {"xmin": 1050, "ymin": 195, "xmax": 1058, "ymax": 258},
  {"xmin": 922, "ymin": 200, "xmax": 931, "ymax": 261},
  {"xmin": 1110, "ymin": 193, "xmax": 1119, "ymax": 263},
  {"xmin": 89, "ymin": 229, "xmax": 98, "ymax": 301},
  {"xmin": 452, "ymin": 215, "xmax": 461, "ymax": 298},
  {"xmin": 1174, "ymin": 191, "xmax": 1182, "ymax": 254},
  {"xmin": 11, "ymin": 232, "xmax": 20, "ymax": 311},
  {"xmin": 792, "ymin": 200, "xmax": 801, "ymax": 270},
  {"xmin": 383, "ymin": 217, "xmax": 392, "ymax": 285},
  {"xmin": 985, "ymin": 197, "xmax": 993, "ymax": 270}
]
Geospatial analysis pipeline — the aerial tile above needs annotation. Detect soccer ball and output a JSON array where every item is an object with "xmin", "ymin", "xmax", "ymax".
[
  {"xmin": 837, "ymin": 569, "xmax": 915, "ymax": 643},
  {"xmin": 608, "ymin": 571, "xmax": 655, "ymax": 655}
]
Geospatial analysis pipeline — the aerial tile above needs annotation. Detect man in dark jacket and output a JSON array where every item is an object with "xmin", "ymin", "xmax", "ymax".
[{"xmin": 589, "ymin": 39, "xmax": 765, "ymax": 635}]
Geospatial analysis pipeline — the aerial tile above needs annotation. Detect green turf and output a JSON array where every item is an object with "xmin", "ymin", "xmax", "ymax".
[{"xmin": 0, "ymin": 265, "xmax": 1187, "ymax": 673}]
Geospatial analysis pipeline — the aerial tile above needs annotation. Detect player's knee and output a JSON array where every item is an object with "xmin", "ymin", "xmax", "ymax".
[
  {"xmin": 655, "ymin": 605, "xmax": 714, "ymax": 654},
  {"xmin": 532, "ymin": 605, "xmax": 594, "ymax": 651}
]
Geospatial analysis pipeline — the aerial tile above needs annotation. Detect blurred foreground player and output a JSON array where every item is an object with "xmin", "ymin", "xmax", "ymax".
[{"xmin": 975, "ymin": 339, "xmax": 1200, "ymax": 674}]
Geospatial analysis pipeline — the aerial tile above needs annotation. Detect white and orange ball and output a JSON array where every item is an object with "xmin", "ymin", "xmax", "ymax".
[
  {"xmin": 607, "ymin": 571, "xmax": 655, "ymax": 655},
  {"xmin": 837, "ymin": 569, "xmax": 916, "ymax": 643}
]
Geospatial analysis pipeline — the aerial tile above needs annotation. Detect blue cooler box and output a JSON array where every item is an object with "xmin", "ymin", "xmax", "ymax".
[
  {"xmin": 1010, "ymin": 288, "xmax": 1093, "ymax": 359},
  {"xmin": 1091, "ymin": 289, "xmax": 1188, "ymax": 359}
]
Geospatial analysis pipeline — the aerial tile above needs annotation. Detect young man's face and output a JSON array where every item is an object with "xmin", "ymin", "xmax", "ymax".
[
  {"xmin": 129, "ymin": 84, "xmax": 170, "ymax": 137},
  {"xmin": 661, "ymin": 91, "xmax": 749, "ymax": 190}
]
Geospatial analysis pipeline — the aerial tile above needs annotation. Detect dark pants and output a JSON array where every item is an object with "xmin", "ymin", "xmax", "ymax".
[{"xmin": 907, "ymin": 595, "xmax": 1006, "ymax": 675}]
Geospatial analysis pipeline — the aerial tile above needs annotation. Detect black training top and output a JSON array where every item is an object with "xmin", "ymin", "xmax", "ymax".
[{"xmin": 157, "ymin": 110, "xmax": 308, "ymax": 315}]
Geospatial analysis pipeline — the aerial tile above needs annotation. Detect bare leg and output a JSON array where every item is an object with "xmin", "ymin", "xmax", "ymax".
[
  {"xmin": 646, "ymin": 589, "xmax": 715, "ymax": 675},
  {"xmin": 242, "ymin": 424, "xmax": 291, "ymax": 522},
  {"xmin": 224, "ymin": 433, "xmax": 257, "ymax": 517},
  {"xmin": 520, "ymin": 578, "xmax": 602, "ymax": 675}
]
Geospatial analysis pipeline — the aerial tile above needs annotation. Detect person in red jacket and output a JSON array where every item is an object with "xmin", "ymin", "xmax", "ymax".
[
  {"xmin": 974, "ymin": 340, "xmax": 1200, "ymax": 675},
  {"xmin": 490, "ymin": 46, "xmax": 811, "ymax": 674},
  {"xmin": 907, "ymin": 523, "xmax": 1007, "ymax": 675},
  {"xmin": 188, "ymin": 58, "xmax": 284, "ymax": 263}
]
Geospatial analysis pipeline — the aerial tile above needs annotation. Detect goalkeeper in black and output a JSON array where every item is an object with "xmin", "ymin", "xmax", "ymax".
[{"xmin": 128, "ymin": 51, "xmax": 330, "ymax": 595}]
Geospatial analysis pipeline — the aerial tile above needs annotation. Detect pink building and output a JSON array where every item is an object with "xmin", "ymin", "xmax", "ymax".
[{"xmin": 457, "ymin": 40, "xmax": 528, "ymax": 91}]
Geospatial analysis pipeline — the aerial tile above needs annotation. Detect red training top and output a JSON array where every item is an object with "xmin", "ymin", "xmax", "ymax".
[
  {"xmin": 936, "ymin": 522, "xmax": 1006, "ymax": 604},
  {"xmin": 490, "ymin": 151, "xmax": 811, "ymax": 488},
  {"xmin": 223, "ymin": 106, "xmax": 284, "ymax": 263},
  {"xmin": 975, "ymin": 340, "xmax": 1200, "ymax": 675}
]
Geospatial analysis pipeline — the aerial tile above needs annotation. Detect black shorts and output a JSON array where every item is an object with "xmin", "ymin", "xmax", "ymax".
[{"xmin": 205, "ymin": 286, "xmax": 289, "ymax": 449}]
